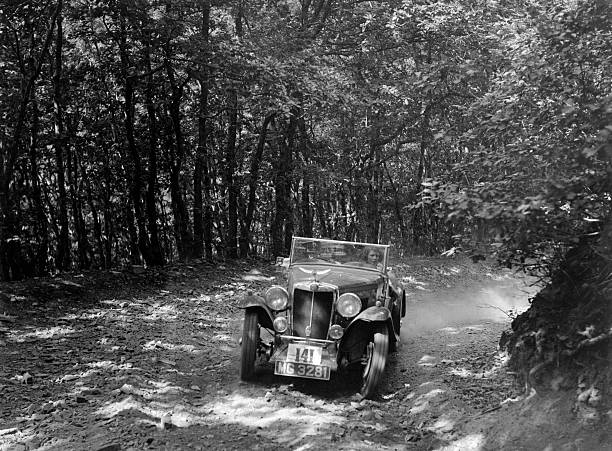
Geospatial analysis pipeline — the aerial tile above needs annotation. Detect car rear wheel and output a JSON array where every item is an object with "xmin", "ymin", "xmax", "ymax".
[
  {"xmin": 240, "ymin": 310, "xmax": 259, "ymax": 380},
  {"xmin": 360, "ymin": 324, "xmax": 388, "ymax": 399}
]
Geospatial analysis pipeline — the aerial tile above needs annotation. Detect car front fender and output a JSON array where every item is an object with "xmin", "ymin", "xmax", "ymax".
[
  {"xmin": 352, "ymin": 305, "xmax": 391, "ymax": 323},
  {"xmin": 237, "ymin": 294, "xmax": 274, "ymax": 330},
  {"xmin": 339, "ymin": 306, "xmax": 396, "ymax": 357}
]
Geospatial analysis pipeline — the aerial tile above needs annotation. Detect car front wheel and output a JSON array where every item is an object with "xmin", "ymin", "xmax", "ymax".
[
  {"xmin": 240, "ymin": 309, "xmax": 259, "ymax": 380},
  {"xmin": 360, "ymin": 324, "xmax": 389, "ymax": 399}
]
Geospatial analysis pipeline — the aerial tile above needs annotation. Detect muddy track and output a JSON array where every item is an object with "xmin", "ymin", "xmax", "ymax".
[{"xmin": 0, "ymin": 260, "xmax": 537, "ymax": 450}]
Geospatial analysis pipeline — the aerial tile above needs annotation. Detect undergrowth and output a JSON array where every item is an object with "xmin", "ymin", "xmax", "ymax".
[{"xmin": 501, "ymin": 244, "xmax": 611, "ymax": 405}]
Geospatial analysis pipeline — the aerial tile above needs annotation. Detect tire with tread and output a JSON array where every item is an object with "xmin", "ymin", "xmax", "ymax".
[
  {"xmin": 240, "ymin": 309, "xmax": 259, "ymax": 380},
  {"xmin": 360, "ymin": 323, "xmax": 389, "ymax": 398}
]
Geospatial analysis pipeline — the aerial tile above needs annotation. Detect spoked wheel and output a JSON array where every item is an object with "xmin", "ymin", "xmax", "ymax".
[
  {"xmin": 360, "ymin": 324, "xmax": 389, "ymax": 399},
  {"xmin": 240, "ymin": 309, "xmax": 259, "ymax": 381}
]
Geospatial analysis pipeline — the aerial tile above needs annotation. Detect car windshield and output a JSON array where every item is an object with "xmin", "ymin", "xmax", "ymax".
[{"xmin": 290, "ymin": 237, "xmax": 389, "ymax": 271}]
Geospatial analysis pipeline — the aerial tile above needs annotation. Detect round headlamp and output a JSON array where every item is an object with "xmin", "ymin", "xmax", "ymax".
[
  {"xmin": 265, "ymin": 286, "xmax": 289, "ymax": 311},
  {"xmin": 329, "ymin": 324, "xmax": 344, "ymax": 340},
  {"xmin": 337, "ymin": 293, "xmax": 361, "ymax": 318},
  {"xmin": 273, "ymin": 316, "xmax": 288, "ymax": 333}
]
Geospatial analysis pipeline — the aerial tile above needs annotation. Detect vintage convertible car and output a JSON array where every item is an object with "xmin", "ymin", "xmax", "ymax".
[{"xmin": 239, "ymin": 237, "xmax": 405, "ymax": 398}]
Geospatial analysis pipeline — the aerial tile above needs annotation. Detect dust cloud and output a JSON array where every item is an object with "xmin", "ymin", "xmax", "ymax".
[{"xmin": 401, "ymin": 279, "xmax": 538, "ymax": 339}]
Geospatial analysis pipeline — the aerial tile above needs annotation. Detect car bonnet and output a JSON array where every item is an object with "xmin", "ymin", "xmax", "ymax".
[{"xmin": 288, "ymin": 264, "xmax": 384, "ymax": 291}]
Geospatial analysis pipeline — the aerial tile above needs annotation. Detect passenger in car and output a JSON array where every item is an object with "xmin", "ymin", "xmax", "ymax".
[{"xmin": 363, "ymin": 247, "xmax": 383, "ymax": 269}]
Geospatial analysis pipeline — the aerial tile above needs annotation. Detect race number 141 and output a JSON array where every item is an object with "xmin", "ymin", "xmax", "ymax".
[{"xmin": 288, "ymin": 344, "xmax": 321, "ymax": 365}]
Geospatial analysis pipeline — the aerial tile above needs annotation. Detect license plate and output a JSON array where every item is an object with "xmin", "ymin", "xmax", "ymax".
[
  {"xmin": 286, "ymin": 343, "xmax": 322, "ymax": 365},
  {"xmin": 274, "ymin": 361, "xmax": 330, "ymax": 380}
]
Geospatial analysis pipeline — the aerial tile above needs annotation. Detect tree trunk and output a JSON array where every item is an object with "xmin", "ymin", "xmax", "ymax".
[
  {"xmin": 225, "ymin": 87, "xmax": 239, "ymax": 258},
  {"xmin": 297, "ymin": 115, "xmax": 312, "ymax": 237},
  {"xmin": 118, "ymin": 10, "xmax": 154, "ymax": 265},
  {"xmin": 300, "ymin": 177, "xmax": 312, "ymax": 237},
  {"xmin": 143, "ymin": 35, "xmax": 165, "ymax": 266},
  {"xmin": 271, "ymin": 114, "xmax": 296, "ymax": 256},
  {"xmin": 412, "ymin": 103, "xmax": 432, "ymax": 250},
  {"xmin": 103, "ymin": 147, "xmax": 114, "ymax": 268},
  {"xmin": 315, "ymin": 184, "xmax": 330, "ymax": 239},
  {"xmin": 163, "ymin": 31, "xmax": 193, "ymax": 260},
  {"xmin": 53, "ymin": 5, "xmax": 71, "ymax": 271},
  {"xmin": 338, "ymin": 190, "xmax": 349, "ymax": 241},
  {"xmin": 125, "ymin": 200, "xmax": 140, "ymax": 265},
  {"xmin": 239, "ymin": 114, "xmax": 274, "ymax": 257},
  {"xmin": 29, "ymin": 96, "xmax": 49, "ymax": 275},
  {"xmin": 366, "ymin": 120, "xmax": 382, "ymax": 243},
  {"xmin": 167, "ymin": 107, "xmax": 193, "ymax": 262},
  {"xmin": 194, "ymin": 0, "xmax": 213, "ymax": 260},
  {"xmin": 66, "ymin": 144, "xmax": 90, "ymax": 269},
  {"xmin": 82, "ymin": 164, "xmax": 105, "ymax": 269},
  {"xmin": 384, "ymin": 161, "xmax": 407, "ymax": 244},
  {"xmin": 224, "ymin": 4, "xmax": 244, "ymax": 259}
]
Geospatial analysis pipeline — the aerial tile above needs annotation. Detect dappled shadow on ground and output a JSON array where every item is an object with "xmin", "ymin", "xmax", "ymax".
[
  {"xmin": 0, "ymin": 264, "xmax": 293, "ymax": 450},
  {"xmin": 0, "ymin": 259, "xmax": 553, "ymax": 450},
  {"xmin": 2, "ymin": 263, "xmax": 411, "ymax": 451}
]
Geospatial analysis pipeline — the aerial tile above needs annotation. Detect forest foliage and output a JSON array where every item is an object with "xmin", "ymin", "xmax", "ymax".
[{"xmin": 0, "ymin": 0, "xmax": 610, "ymax": 280}]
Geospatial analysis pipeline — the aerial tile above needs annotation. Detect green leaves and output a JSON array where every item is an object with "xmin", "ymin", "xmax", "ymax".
[{"xmin": 418, "ymin": 0, "xmax": 612, "ymax": 269}]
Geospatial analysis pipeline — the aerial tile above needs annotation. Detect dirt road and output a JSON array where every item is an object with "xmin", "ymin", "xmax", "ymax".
[{"xmin": 0, "ymin": 259, "xmax": 539, "ymax": 450}]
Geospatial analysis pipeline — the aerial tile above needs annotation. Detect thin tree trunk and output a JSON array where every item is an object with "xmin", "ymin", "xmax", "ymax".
[
  {"xmin": 366, "ymin": 124, "xmax": 381, "ymax": 243},
  {"xmin": 412, "ymin": 103, "xmax": 432, "ymax": 249},
  {"xmin": 283, "ymin": 117, "xmax": 296, "ymax": 252},
  {"xmin": 42, "ymin": 181, "xmax": 60, "ymax": 250},
  {"xmin": 272, "ymin": 114, "xmax": 296, "ymax": 256},
  {"xmin": 301, "ymin": 178, "xmax": 312, "ymax": 237},
  {"xmin": 203, "ymin": 152, "xmax": 214, "ymax": 260},
  {"xmin": 350, "ymin": 181, "xmax": 364, "ymax": 241},
  {"xmin": 315, "ymin": 185, "xmax": 330, "ymax": 239},
  {"xmin": 53, "ymin": 4, "xmax": 71, "ymax": 270},
  {"xmin": 66, "ymin": 143, "xmax": 89, "ymax": 269},
  {"xmin": 193, "ymin": 0, "xmax": 211, "ymax": 259},
  {"xmin": 125, "ymin": 200, "xmax": 140, "ymax": 265},
  {"xmin": 297, "ymin": 115, "xmax": 312, "ymax": 237},
  {"xmin": 167, "ymin": 104, "xmax": 192, "ymax": 262},
  {"xmin": 103, "ymin": 147, "xmax": 113, "ymax": 268},
  {"xmin": 143, "ymin": 35, "xmax": 165, "ymax": 265},
  {"xmin": 339, "ymin": 190, "xmax": 351, "ymax": 241},
  {"xmin": 29, "ymin": 96, "xmax": 48, "ymax": 275},
  {"xmin": 383, "ymin": 161, "xmax": 407, "ymax": 244},
  {"xmin": 225, "ymin": 87, "xmax": 239, "ymax": 258},
  {"xmin": 239, "ymin": 114, "xmax": 274, "ymax": 257},
  {"xmin": 163, "ymin": 31, "xmax": 193, "ymax": 260},
  {"xmin": 224, "ymin": 2, "xmax": 244, "ymax": 259},
  {"xmin": 82, "ymin": 164, "xmax": 105, "ymax": 269}
]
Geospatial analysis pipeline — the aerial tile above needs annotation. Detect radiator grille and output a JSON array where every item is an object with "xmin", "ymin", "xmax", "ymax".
[{"xmin": 292, "ymin": 289, "xmax": 334, "ymax": 340}]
